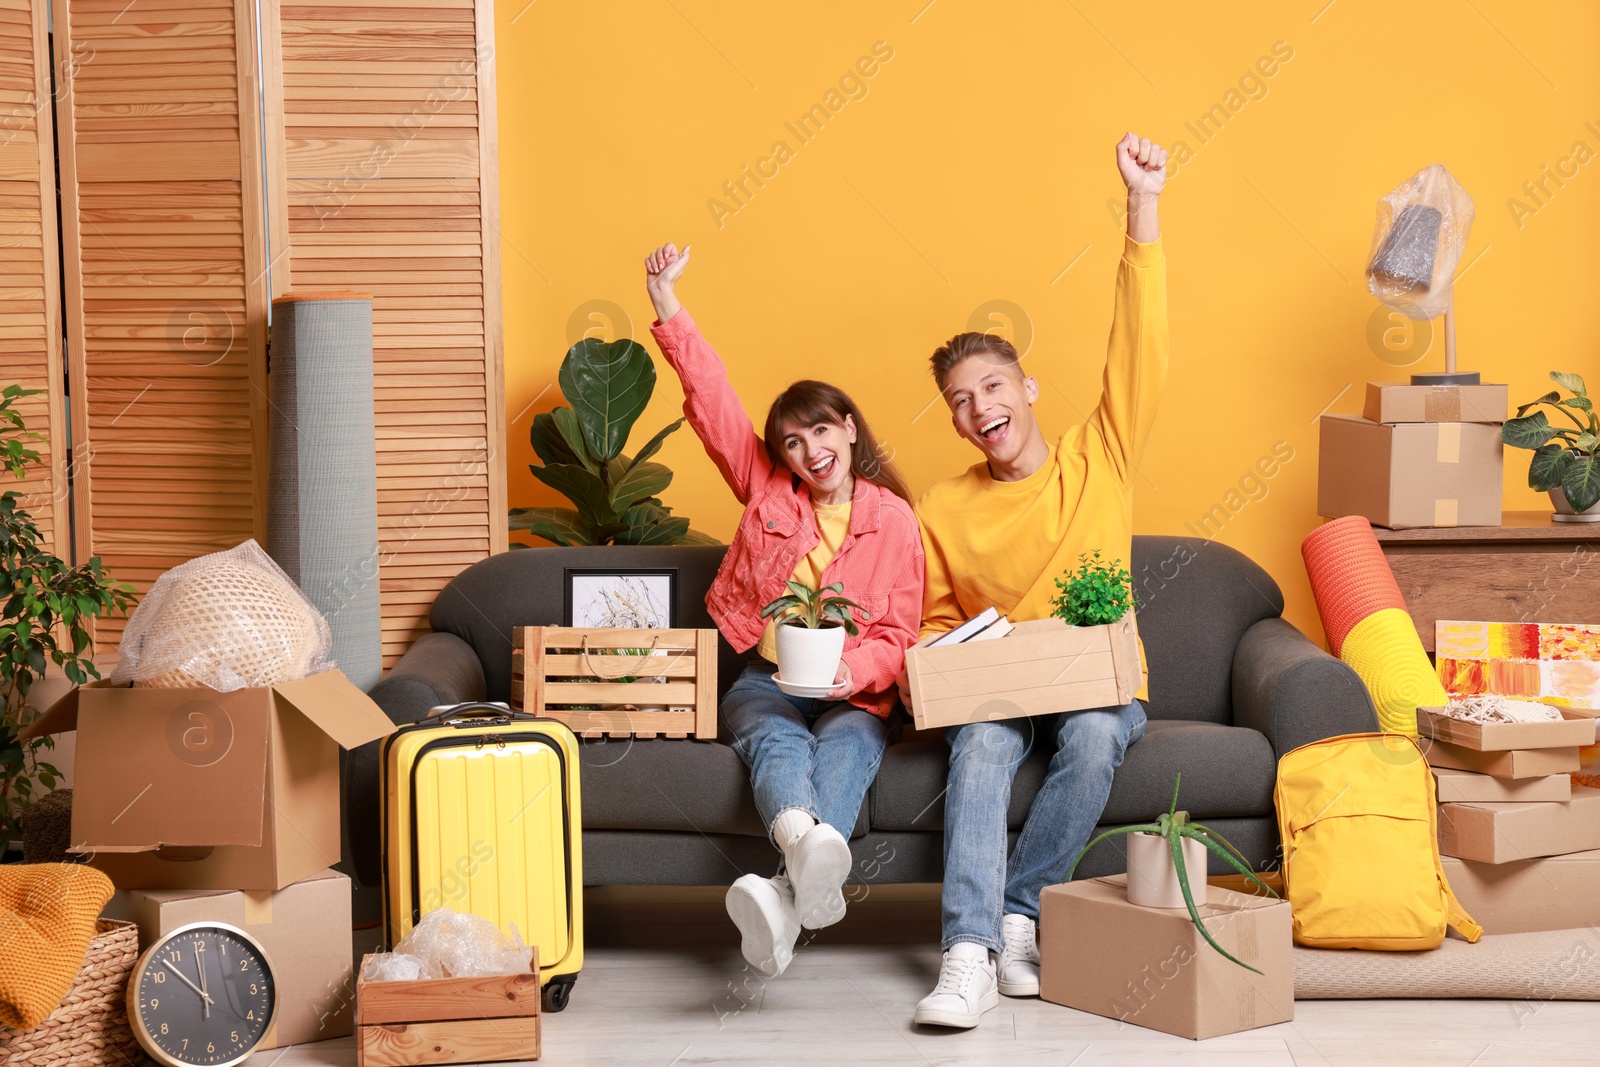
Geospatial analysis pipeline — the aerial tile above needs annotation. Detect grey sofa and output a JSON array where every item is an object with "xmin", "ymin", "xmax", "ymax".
[{"xmin": 349, "ymin": 536, "xmax": 1377, "ymax": 890}]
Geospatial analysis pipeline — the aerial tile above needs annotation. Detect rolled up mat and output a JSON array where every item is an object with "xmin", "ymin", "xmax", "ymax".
[
  {"xmin": 1301, "ymin": 515, "xmax": 1407, "ymax": 657},
  {"xmin": 1340, "ymin": 608, "xmax": 1448, "ymax": 736}
]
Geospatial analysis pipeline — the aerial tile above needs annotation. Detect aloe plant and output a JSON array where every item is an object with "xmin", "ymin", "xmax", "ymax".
[
  {"xmin": 760, "ymin": 581, "xmax": 860, "ymax": 636},
  {"xmin": 1502, "ymin": 371, "xmax": 1599, "ymax": 513},
  {"xmin": 1066, "ymin": 774, "xmax": 1279, "ymax": 973},
  {"xmin": 510, "ymin": 337, "xmax": 716, "ymax": 546}
]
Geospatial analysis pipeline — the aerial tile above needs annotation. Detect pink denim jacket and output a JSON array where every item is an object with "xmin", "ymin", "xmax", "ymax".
[{"xmin": 650, "ymin": 308, "xmax": 924, "ymax": 718}]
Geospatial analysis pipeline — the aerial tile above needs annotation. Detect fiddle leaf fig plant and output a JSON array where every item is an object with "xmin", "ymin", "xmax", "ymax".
[
  {"xmin": 760, "ymin": 581, "xmax": 861, "ymax": 636},
  {"xmin": 1502, "ymin": 371, "xmax": 1599, "ymax": 513},
  {"xmin": 1051, "ymin": 550, "xmax": 1135, "ymax": 626},
  {"xmin": 1066, "ymin": 774, "xmax": 1279, "ymax": 973},
  {"xmin": 511, "ymin": 337, "xmax": 717, "ymax": 546}
]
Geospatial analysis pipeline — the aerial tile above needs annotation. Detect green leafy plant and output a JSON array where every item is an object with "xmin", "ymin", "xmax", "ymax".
[
  {"xmin": 1067, "ymin": 774, "xmax": 1279, "ymax": 973},
  {"xmin": 1050, "ymin": 550, "xmax": 1135, "ymax": 626},
  {"xmin": 760, "ymin": 581, "xmax": 860, "ymax": 636},
  {"xmin": 0, "ymin": 385, "xmax": 136, "ymax": 855},
  {"xmin": 510, "ymin": 337, "xmax": 716, "ymax": 546},
  {"xmin": 1502, "ymin": 372, "xmax": 1599, "ymax": 513}
]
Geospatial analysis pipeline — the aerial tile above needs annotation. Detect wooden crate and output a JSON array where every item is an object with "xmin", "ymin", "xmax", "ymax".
[
  {"xmin": 905, "ymin": 615, "xmax": 1141, "ymax": 730},
  {"xmin": 511, "ymin": 626, "xmax": 718, "ymax": 740},
  {"xmin": 355, "ymin": 952, "xmax": 541, "ymax": 1066}
]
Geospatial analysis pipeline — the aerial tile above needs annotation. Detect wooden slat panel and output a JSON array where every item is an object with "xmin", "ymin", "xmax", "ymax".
[
  {"xmin": 0, "ymin": 0, "xmax": 66, "ymax": 561},
  {"xmin": 56, "ymin": 0, "xmax": 269, "ymax": 656},
  {"xmin": 265, "ymin": 0, "xmax": 505, "ymax": 668}
]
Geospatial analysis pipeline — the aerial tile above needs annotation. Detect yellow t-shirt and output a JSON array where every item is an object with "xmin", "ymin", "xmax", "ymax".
[{"xmin": 757, "ymin": 500, "xmax": 852, "ymax": 662}]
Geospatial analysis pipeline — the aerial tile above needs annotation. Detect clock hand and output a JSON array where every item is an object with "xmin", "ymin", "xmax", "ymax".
[
  {"xmin": 194, "ymin": 943, "xmax": 210, "ymax": 1020},
  {"xmin": 160, "ymin": 959, "xmax": 216, "ymax": 1006}
]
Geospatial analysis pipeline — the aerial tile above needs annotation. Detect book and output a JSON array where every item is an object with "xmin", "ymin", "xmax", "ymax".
[
  {"xmin": 929, "ymin": 607, "xmax": 1000, "ymax": 647},
  {"xmin": 966, "ymin": 617, "xmax": 1014, "ymax": 643}
]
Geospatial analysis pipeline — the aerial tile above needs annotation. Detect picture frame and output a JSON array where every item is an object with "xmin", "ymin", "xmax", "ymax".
[{"xmin": 563, "ymin": 568, "xmax": 678, "ymax": 628}]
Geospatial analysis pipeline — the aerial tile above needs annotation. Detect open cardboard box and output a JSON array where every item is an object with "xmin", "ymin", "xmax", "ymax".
[
  {"xmin": 904, "ymin": 615, "xmax": 1141, "ymax": 730},
  {"xmin": 1317, "ymin": 414, "xmax": 1502, "ymax": 529},
  {"xmin": 1418, "ymin": 706, "xmax": 1598, "ymax": 751},
  {"xmin": 1363, "ymin": 381, "xmax": 1508, "ymax": 424},
  {"xmin": 22, "ymin": 670, "xmax": 395, "ymax": 890}
]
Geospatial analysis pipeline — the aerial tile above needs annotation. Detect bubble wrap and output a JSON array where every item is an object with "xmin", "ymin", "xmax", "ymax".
[
  {"xmin": 110, "ymin": 539, "xmax": 334, "ymax": 692},
  {"xmin": 362, "ymin": 908, "xmax": 534, "ymax": 981},
  {"xmin": 1366, "ymin": 163, "xmax": 1475, "ymax": 321}
]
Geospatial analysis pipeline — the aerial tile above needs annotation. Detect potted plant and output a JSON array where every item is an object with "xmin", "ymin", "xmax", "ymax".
[
  {"xmin": 1066, "ymin": 774, "xmax": 1279, "ymax": 973},
  {"xmin": 1051, "ymin": 550, "xmax": 1135, "ymax": 625},
  {"xmin": 1502, "ymin": 371, "xmax": 1600, "ymax": 522},
  {"xmin": 510, "ymin": 336, "xmax": 717, "ymax": 545},
  {"xmin": 759, "ymin": 581, "xmax": 860, "ymax": 690},
  {"xmin": 0, "ymin": 385, "xmax": 135, "ymax": 858}
]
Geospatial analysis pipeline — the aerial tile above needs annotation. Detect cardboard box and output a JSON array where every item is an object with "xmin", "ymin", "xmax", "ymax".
[
  {"xmin": 356, "ymin": 951, "xmax": 541, "ymax": 1065},
  {"xmin": 106, "ymin": 868, "xmax": 354, "ymax": 1049},
  {"xmin": 1438, "ymin": 787, "xmax": 1600, "ymax": 864},
  {"xmin": 1425, "ymin": 739, "xmax": 1579, "ymax": 779},
  {"xmin": 1441, "ymin": 850, "xmax": 1600, "ymax": 934},
  {"xmin": 1317, "ymin": 414, "xmax": 1502, "ymax": 529},
  {"xmin": 21, "ymin": 670, "xmax": 395, "ymax": 890},
  {"xmin": 1363, "ymin": 382, "xmax": 1508, "ymax": 424},
  {"xmin": 904, "ymin": 615, "xmax": 1141, "ymax": 730},
  {"xmin": 1418, "ymin": 706, "xmax": 1598, "ymax": 751},
  {"xmin": 1433, "ymin": 767, "xmax": 1572, "ymax": 803},
  {"xmin": 1039, "ymin": 876, "xmax": 1293, "ymax": 1040}
]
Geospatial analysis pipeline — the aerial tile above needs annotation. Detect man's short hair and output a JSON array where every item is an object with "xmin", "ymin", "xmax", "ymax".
[{"xmin": 929, "ymin": 332, "xmax": 1021, "ymax": 391}]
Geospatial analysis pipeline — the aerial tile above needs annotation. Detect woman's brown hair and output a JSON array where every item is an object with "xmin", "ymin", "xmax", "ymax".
[{"xmin": 762, "ymin": 380, "xmax": 913, "ymax": 505}]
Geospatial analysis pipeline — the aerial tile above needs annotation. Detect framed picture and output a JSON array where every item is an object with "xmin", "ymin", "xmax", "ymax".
[{"xmin": 563, "ymin": 569, "xmax": 677, "ymax": 628}]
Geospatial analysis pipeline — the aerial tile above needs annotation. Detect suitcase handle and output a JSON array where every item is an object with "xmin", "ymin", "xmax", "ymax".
[{"xmin": 425, "ymin": 701, "xmax": 535, "ymax": 727}]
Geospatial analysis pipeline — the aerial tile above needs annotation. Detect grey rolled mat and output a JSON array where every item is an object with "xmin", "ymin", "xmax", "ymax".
[{"xmin": 266, "ymin": 292, "xmax": 382, "ymax": 691}]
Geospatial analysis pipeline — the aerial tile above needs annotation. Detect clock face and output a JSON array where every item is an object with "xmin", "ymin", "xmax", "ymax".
[{"xmin": 130, "ymin": 923, "xmax": 277, "ymax": 1067}]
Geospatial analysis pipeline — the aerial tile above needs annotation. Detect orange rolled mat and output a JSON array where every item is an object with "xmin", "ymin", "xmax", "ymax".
[{"xmin": 1301, "ymin": 516, "xmax": 1407, "ymax": 657}]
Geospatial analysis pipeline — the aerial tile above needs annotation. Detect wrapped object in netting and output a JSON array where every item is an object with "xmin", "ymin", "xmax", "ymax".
[
  {"xmin": 110, "ymin": 540, "xmax": 333, "ymax": 692},
  {"xmin": 1366, "ymin": 163, "xmax": 1474, "ymax": 321}
]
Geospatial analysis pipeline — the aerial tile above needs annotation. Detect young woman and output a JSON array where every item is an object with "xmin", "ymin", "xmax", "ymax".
[{"xmin": 644, "ymin": 242, "xmax": 924, "ymax": 979}]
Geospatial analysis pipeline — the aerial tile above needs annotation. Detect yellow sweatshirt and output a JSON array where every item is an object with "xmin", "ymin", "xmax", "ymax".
[{"xmin": 918, "ymin": 235, "xmax": 1167, "ymax": 641}]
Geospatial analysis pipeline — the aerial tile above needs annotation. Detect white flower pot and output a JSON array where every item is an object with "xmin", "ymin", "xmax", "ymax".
[
  {"xmin": 1550, "ymin": 486, "xmax": 1600, "ymax": 523},
  {"xmin": 1125, "ymin": 831, "xmax": 1209, "ymax": 909},
  {"xmin": 774, "ymin": 622, "xmax": 846, "ymax": 687}
]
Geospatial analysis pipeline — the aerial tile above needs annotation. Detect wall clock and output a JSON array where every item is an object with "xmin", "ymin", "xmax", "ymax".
[{"xmin": 128, "ymin": 922, "xmax": 278, "ymax": 1067}]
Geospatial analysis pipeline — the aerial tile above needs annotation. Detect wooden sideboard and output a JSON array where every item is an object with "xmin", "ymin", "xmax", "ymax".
[{"xmin": 1373, "ymin": 512, "xmax": 1600, "ymax": 651}]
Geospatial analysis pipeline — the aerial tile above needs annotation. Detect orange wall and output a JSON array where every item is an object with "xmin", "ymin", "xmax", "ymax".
[{"xmin": 495, "ymin": 1, "xmax": 1600, "ymax": 643}]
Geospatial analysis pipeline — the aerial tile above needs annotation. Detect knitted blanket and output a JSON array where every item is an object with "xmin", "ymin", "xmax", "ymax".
[{"xmin": 0, "ymin": 863, "xmax": 113, "ymax": 1030}]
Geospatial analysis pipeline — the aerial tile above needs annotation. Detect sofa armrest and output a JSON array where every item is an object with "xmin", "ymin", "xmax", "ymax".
[
  {"xmin": 347, "ymin": 631, "xmax": 487, "ymax": 888},
  {"xmin": 1231, "ymin": 617, "xmax": 1378, "ymax": 760}
]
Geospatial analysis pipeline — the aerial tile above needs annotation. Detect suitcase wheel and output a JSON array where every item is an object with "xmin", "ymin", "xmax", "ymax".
[{"xmin": 544, "ymin": 975, "xmax": 575, "ymax": 1013}]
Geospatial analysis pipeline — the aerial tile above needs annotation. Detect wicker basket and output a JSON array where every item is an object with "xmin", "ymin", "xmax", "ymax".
[{"xmin": 0, "ymin": 919, "xmax": 142, "ymax": 1067}]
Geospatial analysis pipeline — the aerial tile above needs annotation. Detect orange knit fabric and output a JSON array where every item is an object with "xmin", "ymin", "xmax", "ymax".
[
  {"xmin": 0, "ymin": 863, "xmax": 113, "ymax": 1031},
  {"xmin": 1301, "ymin": 516, "xmax": 1408, "ymax": 656}
]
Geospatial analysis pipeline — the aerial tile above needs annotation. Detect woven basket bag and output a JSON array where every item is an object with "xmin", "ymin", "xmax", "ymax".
[{"xmin": 0, "ymin": 919, "xmax": 142, "ymax": 1067}]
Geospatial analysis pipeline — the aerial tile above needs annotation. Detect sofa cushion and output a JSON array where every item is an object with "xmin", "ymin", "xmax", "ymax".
[{"xmin": 868, "ymin": 718, "xmax": 1277, "ymax": 832}]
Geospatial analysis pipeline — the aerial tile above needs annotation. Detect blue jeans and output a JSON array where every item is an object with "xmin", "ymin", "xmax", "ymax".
[
  {"xmin": 721, "ymin": 662, "xmax": 890, "ymax": 858},
  {"xmin": 941, "ymin": 700, "xmax": 1147, "ymax": 952}
]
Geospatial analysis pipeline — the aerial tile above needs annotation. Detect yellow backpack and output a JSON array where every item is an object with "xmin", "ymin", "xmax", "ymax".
[{"xmin": 1274, "ymin": 732, "xmax": 1482, "ymax": 949}]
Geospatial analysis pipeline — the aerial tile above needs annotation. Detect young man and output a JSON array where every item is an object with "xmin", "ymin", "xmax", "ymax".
[{"xmin": 908, "ymin": 132, "xmax": 1169, "ymax": 1029}]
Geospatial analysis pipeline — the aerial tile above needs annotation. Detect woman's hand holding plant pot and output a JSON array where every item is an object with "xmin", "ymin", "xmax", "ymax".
[{"xmin": 644, "ymin": 242, "xmax": 691, "ymax": 322}]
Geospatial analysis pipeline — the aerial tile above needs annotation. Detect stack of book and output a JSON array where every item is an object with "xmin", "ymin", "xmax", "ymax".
[{"xmin": 927, "ymin": 606, "xmax": 1014, "ymax": 647}]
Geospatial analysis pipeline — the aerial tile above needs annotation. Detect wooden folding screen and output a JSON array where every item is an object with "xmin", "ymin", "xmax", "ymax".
[
  {"xmin": 262, "ymin": 0, "xmax": 507, "ymax": 665},
  {"xmin": 0, "ymin": 0, "xmax": 68, "ymax": 554},
  {"xmin": 53, "ymin": 0, "xmax": 270, "ymax": 652}
]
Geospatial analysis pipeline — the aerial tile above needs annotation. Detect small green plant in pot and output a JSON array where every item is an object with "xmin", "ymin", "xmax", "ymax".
[
  {"xmin": 760, "ymin": 581, "xmax": 859, "ymax": 689},
  {"xmin": 1066, "ymin": 774, "xmax": 1279, "ymax": 973},
  {"xmin": 1502, "ymin": 371, "xmax": 1599, "ymax": 522},
  {"xmin": 1051, "ymin": 550, "xmax": 1135, "ymax": 626}
]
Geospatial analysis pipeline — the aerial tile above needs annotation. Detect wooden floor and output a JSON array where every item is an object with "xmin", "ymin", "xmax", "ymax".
[{"xmin": 255, "ymin": 939, "xmax": 1597, "ymax": 1067}]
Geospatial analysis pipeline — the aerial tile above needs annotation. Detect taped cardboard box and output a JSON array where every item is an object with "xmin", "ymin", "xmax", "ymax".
[
  {"xmin": 1317, "ymin": 414, "xmax": 1501, "ymax": 529},
  {"xmin": 21, "ymin": 670, "xmax": 396, "ymax": 890},
  {"xmin": 1438, "ymin": 787, "xmax": 1600, "ymax": 864},
  {"xmin": 1363, "ymin": 382, "xmax": 1508, "ymax": 424},
  {"xmin": 1418, "ymin": 706, "xmax": 1597, "ymax": 751},
  {"xmin": 1039, "ymin": 876, "xmax": 1293, "ymax": 1040},
  {"xmin": 1441, "ymin": 850, "xmax": 1600, "ymax": 935},
  {"xmin": 1425, "ymin": 739, "xmax": 1579, "ymax": 779},
  {"xmin": 1433, "ymin": 767, "xmax": 1571, "ymax": 803},
  {"xmin": 105, "ymin": 868, "xmax": 354, "ymax": 1049}
]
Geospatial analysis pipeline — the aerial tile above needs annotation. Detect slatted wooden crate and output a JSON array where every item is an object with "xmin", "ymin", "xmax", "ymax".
[
  {"xmin": 511, "ymin": 626, "xmax": 718, "ymax": 740},
  {"xmin": 355, "ymin": 951, "xmax": 540, "ymax": 1066}
]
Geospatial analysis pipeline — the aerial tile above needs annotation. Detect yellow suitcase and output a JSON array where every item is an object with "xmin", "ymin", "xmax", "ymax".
[{"xmin": 380, "ymin": 702, "xmax": 584, "ymax": 1011}]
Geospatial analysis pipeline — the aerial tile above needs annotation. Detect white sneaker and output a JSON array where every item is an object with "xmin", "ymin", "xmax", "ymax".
[
  {"xmin": 785, "ymin": 823, "xmax": 853, "ymax": 930},
  {"xmin": 997, "ymin": 913, "xmax": 1040, "ymax": 997},
  {"xmin": 725, "ymin": 873, "xmax": 801, "ymax": 978},
  {"xmin": 913, "ymin": 945, "xmax": 999, "ymax": 1029}
]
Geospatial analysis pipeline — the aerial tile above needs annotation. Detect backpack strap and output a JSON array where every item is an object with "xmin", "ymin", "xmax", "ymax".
[{"xmin": 1437, "ymin": 866, "xmax": 1483, "ymax": 943}]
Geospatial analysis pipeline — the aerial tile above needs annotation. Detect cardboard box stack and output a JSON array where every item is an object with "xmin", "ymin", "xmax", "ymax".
[
  {"xmin": 22, "ymin": 671, "xmax": 396, "ymax": 1049},
  {"xmin": 1317, "ymin": 381, "xmax": 1507, "ymax": 529},
  {"xmin": 1421, "ymin": 706, "xmax": 1600, "ymax": 934}
]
